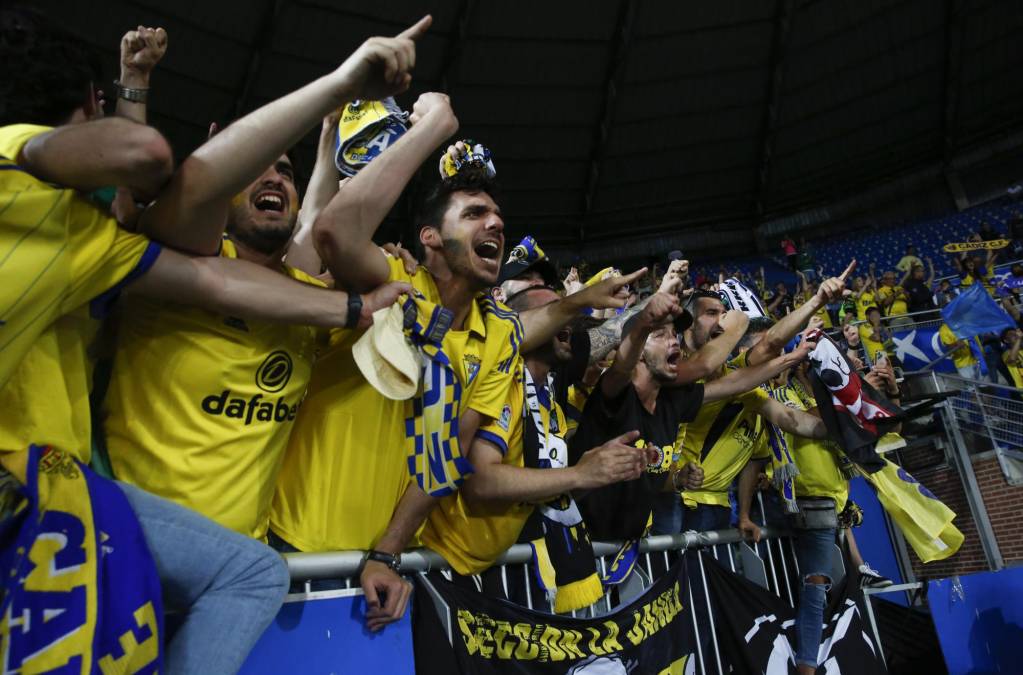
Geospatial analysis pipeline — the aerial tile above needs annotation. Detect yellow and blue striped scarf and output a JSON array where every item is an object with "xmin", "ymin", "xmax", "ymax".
[
  {"xmin": 403, "ymin": 292, "xmax": 522, "ymax": 498},
  {"xmin": 0, "ymin": 445, "xmax": 163, "ymax": 673}
]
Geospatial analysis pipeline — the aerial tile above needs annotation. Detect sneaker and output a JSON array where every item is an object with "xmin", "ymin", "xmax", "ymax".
[{"xmin": 858, "ymin": 563, "xmax": 893, "ymax": 588}]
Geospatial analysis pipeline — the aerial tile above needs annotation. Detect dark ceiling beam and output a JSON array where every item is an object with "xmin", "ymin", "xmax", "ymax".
[
  {"xmin": 231, "ymin": 0, "xmax": 286, "ymax": 120},
  {"xmin": 438, "ymin": 0, "xmax": 478, "ymax": 93},
  {"xmin": 580, "ymin": 0, "xmax": 638, "ymax": 242},
  {"xmin": 753, "ymin": 0, "xmax": 795, "ymax": 216},
  {"xmin": 940, "ymin": 0, "xmax": 966, "ymax": 163}
]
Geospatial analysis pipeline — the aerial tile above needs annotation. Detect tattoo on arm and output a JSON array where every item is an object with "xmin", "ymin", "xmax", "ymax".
[{"xmin": 586, "ymin": 296, "xmax": 651, "ymax": 365}]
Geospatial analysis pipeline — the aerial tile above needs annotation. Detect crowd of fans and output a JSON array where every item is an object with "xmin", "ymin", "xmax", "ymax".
[{"xmin": 1, "ymin": 8, "xmax": 1020, "ymax": 675}]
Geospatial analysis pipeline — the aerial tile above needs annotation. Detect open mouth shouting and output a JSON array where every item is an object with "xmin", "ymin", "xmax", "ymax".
[
  {"xmin": 472, "ymin": 237, "xmax": 503, "ymax": 273},
  {"xmin": 252, "ymin": 187, "xmax": 289, "ymax": 216}
]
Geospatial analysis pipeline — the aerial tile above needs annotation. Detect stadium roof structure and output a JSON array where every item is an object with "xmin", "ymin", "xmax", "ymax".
[{"xmin": 45, "ymin": 0, "xmax": 1023, "ymax": 256}]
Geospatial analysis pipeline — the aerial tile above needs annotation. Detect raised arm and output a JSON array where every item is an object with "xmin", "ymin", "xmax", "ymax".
[
  {"xmin": 601, "ymin": 292, "xmax": 681, "ymax": 398},
  {"xmin": 127, "ymin": 247, "xmax": 410, "ymax": 328},
  {"xmin": 285, "ymin": 112, "xmax": 343, "ymax": 277},
  {"xmin": 139, "ymin": 16, "xmax": 433, "ymax": 256},
  {"xmin": 672, "ymin": 310, "xmax": 750, "ymax": 384},
  {"xmin": 753, "ymin": 396, "xmax": 828, "ymax": 439},
  {"xmin": 746, "ymin": 260, "xmax": 854, "ymax": 366},
  {"xmin": 312, "ymin": 92, "xmax": 458, "ymax": 291},
  {"xmin": 925, "ymin": 257, "xmax": 935, "ymax": 285},
  {"xmin": 115, "ymin": 26, "xmax": 168, "ymax": 125},
  {"xmin": 19, "ymin": 118, "xmax": 173, "ymax": 199},
  {"xmin": 703, "ymin": 339, "xmax": 813, "ymax": 403},
  {"xmin": 519, "ymin": 268, "xmax": 646, "ymax": 353}
]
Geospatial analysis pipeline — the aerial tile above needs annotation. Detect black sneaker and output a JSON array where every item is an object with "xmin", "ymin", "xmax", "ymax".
[{"xmin": 859, "ymin": 563, "xmax": 893, "ymax": 588}]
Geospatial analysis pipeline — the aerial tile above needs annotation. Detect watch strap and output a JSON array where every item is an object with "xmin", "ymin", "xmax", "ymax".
[
  {"xmin": 114, "ymin": 80, "xmax": 149, "ymax": 103},
  {"xmin": 362, "ymin": 549, "xmax": 400, "ymax": 572},
  {"xmin": 346, "ymin": 293, "xmax": 363, "ymax": 329}
]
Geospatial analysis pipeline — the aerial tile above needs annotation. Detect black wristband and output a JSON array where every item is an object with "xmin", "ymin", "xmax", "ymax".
[
  {"xmin": 346, "ymin": 293, "xmax": 363, "ymax": 329},
  {"xmin": 360, "ymin": 549, "xmax": 400, "ymax": 574}
]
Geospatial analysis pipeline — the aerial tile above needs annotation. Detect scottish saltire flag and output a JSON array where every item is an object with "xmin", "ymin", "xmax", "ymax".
[{"xmin": 941, "ymin": 283, "xmax": 1016, "ymax": 338}]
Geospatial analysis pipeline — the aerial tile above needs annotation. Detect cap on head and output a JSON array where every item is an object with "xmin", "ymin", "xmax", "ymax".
[{"xmin": 498, "ymin": 235, "xmax": 558, "ymax": 286}]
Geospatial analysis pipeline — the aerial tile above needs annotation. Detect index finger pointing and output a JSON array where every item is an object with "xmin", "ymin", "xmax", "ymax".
[
  {"xmin": 618, "ymin": 267, "xmax": 648, "ymax": 287},
  {"xmin": 397, "ymin": 14, "xmax": 432, "ymax": 40},
  {"xmin": 838, "ymin": 259, "xmax": 857, "ymax": 281}
]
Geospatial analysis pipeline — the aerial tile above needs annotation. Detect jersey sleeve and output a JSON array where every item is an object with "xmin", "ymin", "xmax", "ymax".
[
  {"xmin": 474, "ymin": 371, "xmax": 522, "ymax": 456},
  {"xmin": 0, "ymin": 124, "xmax": 52, "ymax": 161},
  {"xmin": 466, "ymin": 324, "xmax": 519, "ymax": 421},
  {"xmin": 62, "ymin": 195, "xmax": 161, "ymax": 316}
]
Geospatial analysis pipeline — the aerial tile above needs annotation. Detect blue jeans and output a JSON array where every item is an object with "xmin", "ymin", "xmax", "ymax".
[
  {"xmin": 650, "ymin": 493, "xmax": 684, "ymax": 535},
  {"xmin": 683, "ymin": 503, "xmax": 731, "ymax": 532},
  {"xmin": 117, "ymin": 482, "xmax": 290, "ymax": 675},
  {"xmin": 792, "ymin": 527, "xmax": 836, "ymax": 668}
]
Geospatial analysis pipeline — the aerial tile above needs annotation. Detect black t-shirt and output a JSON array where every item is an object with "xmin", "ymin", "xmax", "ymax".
[
  {"xmin": 569, "ymin": 377, "xmax": 705, "ymax": 541},
  {"xmin": 903, "ymin": 278, "xmax": 935, "ymax": 313}
]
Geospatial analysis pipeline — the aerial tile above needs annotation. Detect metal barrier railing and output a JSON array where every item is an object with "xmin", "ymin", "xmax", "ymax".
[{"xmin": 283, "ymin": 517, "xmax": 825, "ymax": 675}]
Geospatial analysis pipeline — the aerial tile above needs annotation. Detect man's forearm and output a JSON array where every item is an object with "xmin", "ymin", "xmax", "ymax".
[
  {"xmin": 737, "ymin": 461, "xmax": 761, "ymax": 521},
  {"xmin": 519, "ymin": 288, "xmax": 596, "ymax": 353},
  {"xmin": 285, "ymin": 123, "xmax": 340, "ymax": 277},
  {"xmin": 703, "ymin": 353, "xmax": 796, "ymax": 402},
  {"xmin": 141, "ymin": 71, "xmax": 360, "ymax": 255},
  {"xmin": 21, "ymin": 118, "xmax": 172, "ymax": 197},
  {"xmin": 463, "ymin": 463, "xmax": 579, "ymax": 504},
  {"xmin": 602, "ymin": 327, "xmax": 650, "ymax": 397},
  {"xmin": 374, "ymin": 484, "xmax": 438, "ymax": 555},
  {"xmin": 116, "ymin": 69, "xmax": 149, "ymax": 124},
  {"xmin": 761, "ymin": 398, "xmax": 828, "ymax": 439},
  {"xmin": 314, "ymin": 108, "xmax": 457, "ymax": 291},
  {"xmin": 129, "ymin": 249, "xmax": 352, "ymax": 327},
  {"xmin": 675, "ymin": 324, "xmax": 744, "ymax": 384},
  {"xmin": 587, "ymin": 298, "xmax": 651, "ymax": 364},
  {"xmin": 750, "ymin": 298, "xmax": 818, "ymax": 366}
]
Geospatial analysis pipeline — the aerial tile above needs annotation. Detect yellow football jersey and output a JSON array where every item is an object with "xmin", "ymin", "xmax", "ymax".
[
  {"xmin": 0, "ymin": 124, "xmax": 156, "ymax": 390},
  {"xmin": 939, "ymin": 323, "xmax": 979, "ymax": 369},
  {"xmin": 854, "ymin": 289, "xmax": 877, "ymax": 321},
  {"xmin": 99, "ymin": 239, "xmax": 323, "ymax": 538},
  {"xmin": 563, "ymin": 382, "xmax": 592, "ymax": 435},
  {"xmin": 676, "ymin": 369, "xmax": 770, "ymax": 508},
  {"xmin": 858, "ymin": 324, "xmax": 888, "ymax": 365},
  {"xmin": 421, "ymin": 359, "xmax": 563, "ymax": 575},
  {"xmin": 1003, "ymin": 349, "xmax": 1022, "ymax": 388},
  {"xmin": 269, "ymin": 257, "xmax": 520, "ymax": 551},
  {"xmin": 877, "ymin": 285, "xmax": 908, "ymax": 317},
  {"xmin": 769, "ymin": 381, "xmax": 848, "ymax": 511},
  {"xmin": 0, "ymin": 125, "xmax": 158, "ymax": 459}
]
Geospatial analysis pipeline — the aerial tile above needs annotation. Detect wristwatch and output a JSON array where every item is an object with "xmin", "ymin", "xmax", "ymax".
[
  {"xmin": 361, "ymin": 550, "xmax": 400, "ymax": 573},
  {"xmin": 113, "ymin": 80, "xmax": 149, "ymax": 103},
  {"xmin": 346, "ymin": 293, "xmax": 363, "ymax": 329}
]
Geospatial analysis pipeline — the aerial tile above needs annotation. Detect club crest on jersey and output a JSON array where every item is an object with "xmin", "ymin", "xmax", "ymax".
[
  {"xmin": 498, "ymin": 404, "xmax": 512, "ymax": 432},
  {"xmin": 464, "ymin": 354, "xmax": 482, "ymax": 384}
]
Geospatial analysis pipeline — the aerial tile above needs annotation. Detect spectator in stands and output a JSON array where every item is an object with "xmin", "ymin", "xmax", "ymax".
[
  {"xmin": 419, "ymin": 285, "xmax": 652, "ymax": 605},
  {"xmin": 939, "ymin": 322, "xmax": 982, "ymax": 379},
  {"xmin": 999, "ymin": 328, "xmax": 1021, "ymax": 389},
  {"xmin": 954, "ymin": 253, "xmax": 996, "ymax": 296},
  {"xmin": 766, "ymin": 281, "xmax": 794, "ymax": 318},
  {"xmin": 796, "ymin": 272, "xmax": 834, "ymax": 327},
  {"xmin": 852, "ymin": 266, "xmax": 879, "ymax": 320},
  {"xmin": 781, "ymin": 236, "xmax": 798, "ymax": 271},
  {"xmin": 0, "ymin": 8, "xmax": 436, "ymax": 670},
  {"xmin": 902, "ymin": 259, "xmax": 936, "ymax": 315},
  {"xmin": 98, "ymin": 27, "xmax": 411, "ymax": 542},
  {"xmin": 1007, "ymin": 211, "xmax": 1023, "ymax": 259},
  {"xmin": 797, "ymin": 236, "xmax": 816, "ymax": 280},
  {"xmin": 860, "ymin": 307, "xmax": 891, "ymax": 365},
  {"xmin": 895, "ymin": 244, "xmax": 922, "ymax": 274},
  {"xmin": 839, "ymin": 322, "xmax": 867, "ymax": 369},
  {"xmin": 877, "ymin": 270, "xmax": 910, "ymax": 326},
  {"xmin": 934, "ymin": 278, "xmax": 958, "ymax": 308}
]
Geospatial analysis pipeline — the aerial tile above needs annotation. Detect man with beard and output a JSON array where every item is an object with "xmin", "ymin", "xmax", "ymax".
[
  {"xmin": 568, "ymin": 289, "xmax": 816, "ymax": 543},
  {"xmin": 420, "ymin": 285, "xmax": 648, "ymax": 611},
  {"xmin": 269, "ymin": 93, "xmax": 634, "ymax": 630}
]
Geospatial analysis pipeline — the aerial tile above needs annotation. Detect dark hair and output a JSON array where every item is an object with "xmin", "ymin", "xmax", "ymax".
[
  {"xmin": 737, "ymin": 316, "xmax": 775, "ymax": 350},
  {"xmin": 412, "ymin": 167, "xmax": 500, "ymax": 256},
  {"xmin": 505, "ymin": 285, "xmax": 558, "ymax": 313},
  {"xmin": 0, "ymin": 7, "xmax": 102, "ymax": 126},
  {"xmin": 866, "ymin": 306, "xmax": 881, "ymax": 316}
]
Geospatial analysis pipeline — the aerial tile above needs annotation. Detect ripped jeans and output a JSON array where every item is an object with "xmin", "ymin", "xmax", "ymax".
[{"xmin": 793, "ymin": 527, "xmax": 836, "ymax": 668}]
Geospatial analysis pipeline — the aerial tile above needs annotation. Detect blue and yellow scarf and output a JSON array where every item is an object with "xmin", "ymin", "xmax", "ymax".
[{"xmin": 0, "ymin": 445, "xmax": 163, "ymax": 673}]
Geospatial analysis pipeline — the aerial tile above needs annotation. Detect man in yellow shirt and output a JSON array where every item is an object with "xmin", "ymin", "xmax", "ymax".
[
  {"xmin": 269, "ymin": 92, "xmax": 639, "ymax": 630},
  {"xmin": 421, "ymin": 286, "xmax": 648, "ymax": 611},
  {"xmin": 877, "ymin": 271, "xmax": 910, "ymax": 326},
  {"xmin": 852, "ymin": 272, "xmax": 878, "ymax": 321},
  {"xmin": 1, "ymin": 9, "xmax": 431, "ymax": 671},
  {"xmin": 939, "ymin": 322, "xmax": 981, "ymax": 379}
]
